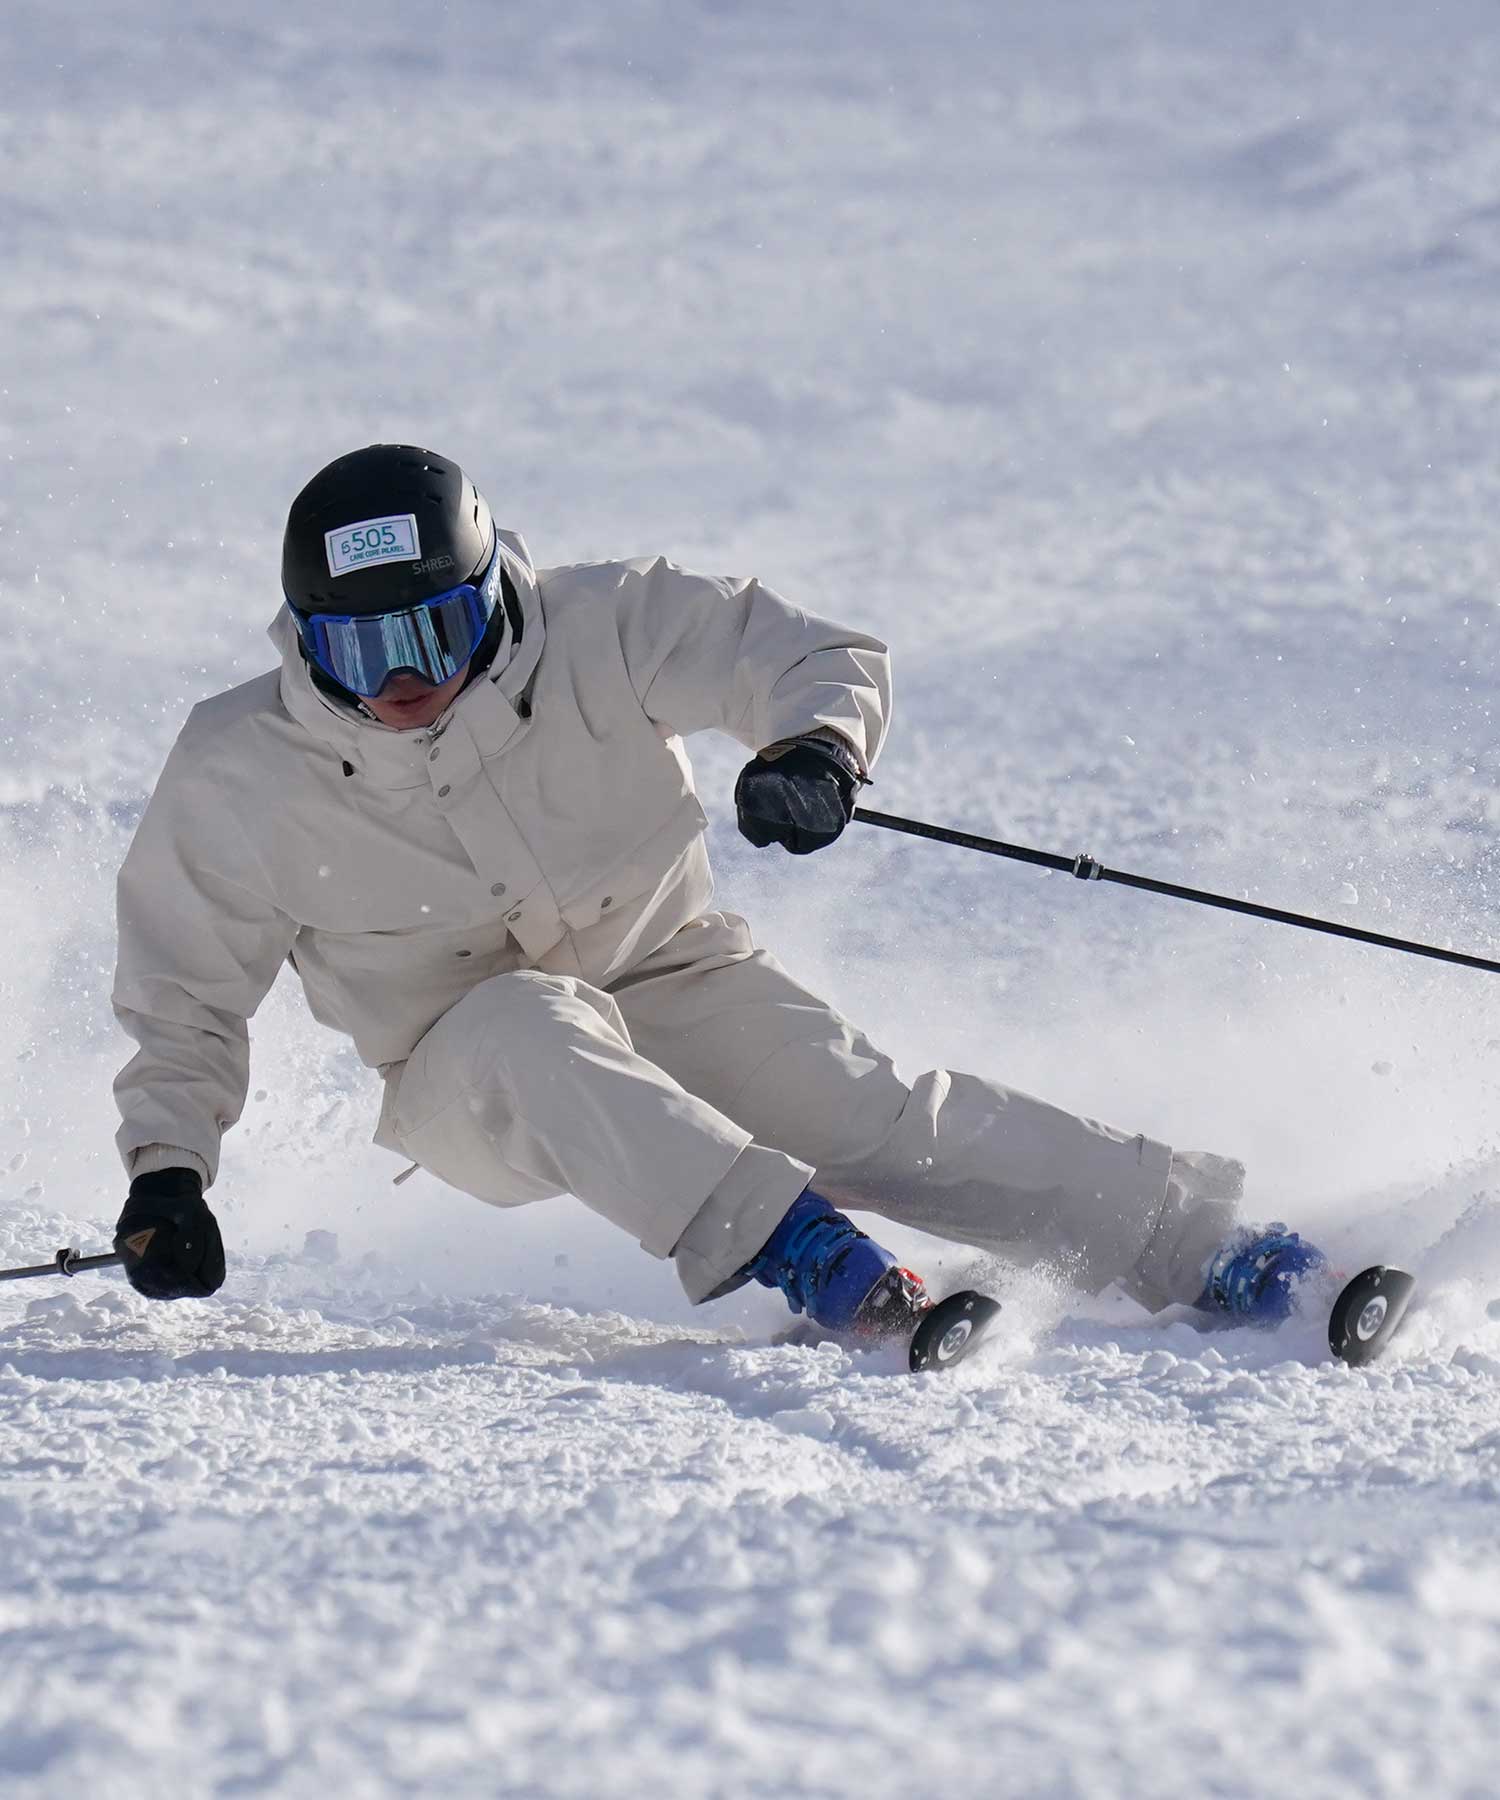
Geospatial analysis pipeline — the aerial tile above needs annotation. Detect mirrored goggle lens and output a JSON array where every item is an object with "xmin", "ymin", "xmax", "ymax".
[{"xmin": 302, "ymin": 579, "xmax": 494, "ymax": 698}]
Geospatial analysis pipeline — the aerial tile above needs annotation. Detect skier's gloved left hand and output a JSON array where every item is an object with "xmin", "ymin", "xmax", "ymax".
[
  {"xmin": 734, "ymin": 734, "xmax": 864, "ymax": 856},
  {"xmin": 114, "ymin": 1167, "xmax": 226, "ymax": 1300}
]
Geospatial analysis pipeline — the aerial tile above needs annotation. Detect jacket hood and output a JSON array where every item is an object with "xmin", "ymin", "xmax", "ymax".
[{"xmin": 271, "ymin": 527, "xmax": 545, "ymax": 787}]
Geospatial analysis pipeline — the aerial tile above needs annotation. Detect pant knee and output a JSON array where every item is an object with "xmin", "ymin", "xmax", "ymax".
[
  {"xmin": 395, "ymin": 970, "xmax": 628, "ymax": 1131},
  {"xmin": 458, "ymin": 971, "xmax": 628, "ymax": 1081}
]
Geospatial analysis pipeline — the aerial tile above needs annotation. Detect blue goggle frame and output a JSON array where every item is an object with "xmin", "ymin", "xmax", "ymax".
[{"xmin": 292, "ymin": 541, "xmax": 503, "ymax": 698}]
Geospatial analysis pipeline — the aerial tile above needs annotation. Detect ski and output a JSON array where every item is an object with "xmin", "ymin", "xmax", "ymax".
[
  {"xmin": 1327, "ymin": 1264, "xmax": 1416, "ymax": 1366},
  {"xmin": 908, "ymin": 1289, "xmax": 1001, "ymax": 1372}
]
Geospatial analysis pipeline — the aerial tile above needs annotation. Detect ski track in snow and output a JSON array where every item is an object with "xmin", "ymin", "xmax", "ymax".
[{"xmin": 4, "ymin": 2, "xmax": 1500, "ymax": 1794}]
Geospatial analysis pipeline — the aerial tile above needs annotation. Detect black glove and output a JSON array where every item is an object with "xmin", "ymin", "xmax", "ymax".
[
  {"xmin": 734, "ymin": 736, "xmax": 862, "ymax": 856},
  {"xmin": 114, "ymin": 1168, "xmax": 226, "ymax": 1300}
]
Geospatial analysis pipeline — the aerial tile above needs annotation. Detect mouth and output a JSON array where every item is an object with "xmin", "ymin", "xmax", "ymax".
[{"xmin": 380, "ymin": 685, "xmax": 438, "ymax": 713}]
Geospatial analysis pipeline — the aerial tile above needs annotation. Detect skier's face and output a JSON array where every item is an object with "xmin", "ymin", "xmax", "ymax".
[{"xmin": 364, "ymin": 660, "xmax": 471, "ymax": 730}]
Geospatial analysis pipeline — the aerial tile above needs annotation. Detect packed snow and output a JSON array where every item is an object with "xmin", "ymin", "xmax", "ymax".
[{"xmin": 3, "ymin": 2, "xmax": 1499, "ymax": 1794}]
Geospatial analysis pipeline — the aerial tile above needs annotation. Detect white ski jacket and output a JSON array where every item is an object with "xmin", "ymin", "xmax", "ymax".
[{"xmin": 113, "ymin": 534, "xmax": 892, "ymax": 1185}]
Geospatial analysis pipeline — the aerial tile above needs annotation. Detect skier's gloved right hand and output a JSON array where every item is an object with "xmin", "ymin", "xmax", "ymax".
[{"xmin": 114, "ymin": 1167, "xmax": 226, "ymax": 1300}]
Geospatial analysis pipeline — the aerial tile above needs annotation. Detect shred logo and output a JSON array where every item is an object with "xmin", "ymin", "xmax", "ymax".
[
  {"xmin": 123, "ymin": 1228, "xmax": 156, "ymax": 1258},
  {"xmin": 411, "ymin": 554, "xmax": 455, "ymax": 576}
]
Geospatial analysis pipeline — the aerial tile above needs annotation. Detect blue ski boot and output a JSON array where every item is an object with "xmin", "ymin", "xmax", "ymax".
[
  {"xmin": 1198, "ymin": 1225, "xmax": 1328, "ymax": 1325},
  {"xmin": 741, "ymin": 1189, "xmax": 930, "ymax": 1340}
]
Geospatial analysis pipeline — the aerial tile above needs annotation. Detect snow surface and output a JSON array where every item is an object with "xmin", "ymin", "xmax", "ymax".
[{"xmin": 3, "ymin": 2, "xmax": 1500, "ymax": 1794}]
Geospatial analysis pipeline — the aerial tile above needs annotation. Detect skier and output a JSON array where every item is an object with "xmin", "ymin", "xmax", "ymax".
[{"xmin": 110, "ymin": 445, "xmax": 1323, "ymax": 1342}]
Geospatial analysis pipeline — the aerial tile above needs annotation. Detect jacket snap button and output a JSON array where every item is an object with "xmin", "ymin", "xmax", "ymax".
[
  {"xmin": 491, "ymin": 882, "xmax": 506, "ymax": 897},
  {"xmin": 429, "ymin": 748, "xmax": 440, "ymax": 762},
  {"xmin": 455, "ymin": 949, "xmax": 472, "ymax": 958},
  {"xmin": 600, "ymin": 896, "xmax": 613, "ymax": 909},
  {"xmin": 437, "ymin": 784, "xmax": 451, "ymax": 798},
  {"xmin": 507, "ymin": 910, "xmax": 522, "ymax": 923}
]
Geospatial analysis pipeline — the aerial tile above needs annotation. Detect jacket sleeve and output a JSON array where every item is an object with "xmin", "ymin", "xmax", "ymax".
[
  {"xmin": 112, "ymin": 724, "xmax": 298, "ymax": 1187},
  {"xmin": 611, "ymin": 557, "xmax": 892, "ymax": 771}
]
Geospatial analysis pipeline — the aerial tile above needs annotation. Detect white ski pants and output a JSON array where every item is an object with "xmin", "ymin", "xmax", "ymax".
[{"xmin": 379, "ymin": 912, "xmax": 1240, "ymax": 1308}]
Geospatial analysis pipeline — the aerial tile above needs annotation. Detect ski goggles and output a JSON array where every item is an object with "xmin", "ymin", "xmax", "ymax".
[{"xmin": 292, "ymin": 541, "xmax": 504, "ymax": 698}]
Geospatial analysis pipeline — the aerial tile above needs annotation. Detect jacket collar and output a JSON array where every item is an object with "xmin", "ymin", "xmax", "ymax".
[{"xmin": 272, "ymin": 529, "xmax": 545, "ymax": 789}]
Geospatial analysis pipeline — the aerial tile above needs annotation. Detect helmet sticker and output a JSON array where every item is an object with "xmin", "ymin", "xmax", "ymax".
[{"xmin": 324, "ymin": 513, "xmax": 421, "ymax": 577}]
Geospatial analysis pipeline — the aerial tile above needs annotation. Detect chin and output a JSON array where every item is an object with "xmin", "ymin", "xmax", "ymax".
[{"xmin": 372, "ymin": 697, "xmax": 443, "ymax": 728}]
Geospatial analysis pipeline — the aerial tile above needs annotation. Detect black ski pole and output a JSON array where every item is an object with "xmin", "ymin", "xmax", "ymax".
[
  {"xmin": 0, "ymin": 1247, "xmax": 124, "ymax": 1283},
  {"xmin": 852, "ymin": 807, "xmax": 1500, "ymax": 976}
]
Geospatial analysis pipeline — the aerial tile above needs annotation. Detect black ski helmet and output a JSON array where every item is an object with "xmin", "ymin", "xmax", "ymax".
[{"xmin": 281, "ymin": 444, "xmax": 496, "ymax": 619}]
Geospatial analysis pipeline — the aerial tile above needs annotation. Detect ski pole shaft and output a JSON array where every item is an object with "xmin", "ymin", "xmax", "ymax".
[
  {"xmin": 852, "ymin": 807, "xmax": 1500, "ymax": 976},
  {"xmin": 0, "ymin": 1247, "xmax": 124, "ymax": 1283}
]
